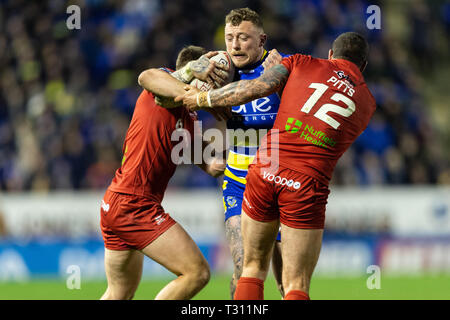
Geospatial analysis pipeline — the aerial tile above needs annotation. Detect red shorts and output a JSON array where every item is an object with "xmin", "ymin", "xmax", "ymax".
[
  {"xmin": 100, "ymin": 189, "xmax": 176, "ymax": 250},
  {"xmin": 242, "ymin": 164, "xmax": 330, "ymax": 229}
]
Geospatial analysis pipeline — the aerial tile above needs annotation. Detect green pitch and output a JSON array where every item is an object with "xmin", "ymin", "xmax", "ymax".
[{"xmin": 0, "ymin": 274, "xmax": 449, "ymax": 300}]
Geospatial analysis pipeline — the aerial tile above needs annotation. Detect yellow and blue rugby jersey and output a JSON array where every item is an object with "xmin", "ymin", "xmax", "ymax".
[{"xmin": 224, "ymin": 50, "xmax": 289, "ymax": 187}]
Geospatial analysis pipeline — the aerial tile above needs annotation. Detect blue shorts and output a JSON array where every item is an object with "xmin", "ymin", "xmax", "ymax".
[{"xmin": 223, "ymin": 178, "xmax": 281, "ymax": 241}]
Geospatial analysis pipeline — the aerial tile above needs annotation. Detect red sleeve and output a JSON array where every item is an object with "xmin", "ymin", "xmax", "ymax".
[{"xmin": 281, "ymin": 54, "xmax": 311, "ymax": 73}]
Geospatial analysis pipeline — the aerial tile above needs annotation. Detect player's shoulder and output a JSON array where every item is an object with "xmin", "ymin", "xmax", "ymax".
[
  {"xmin": 285, "ymin": 53, "xmax": 315, "ymax": 63},
  {"xmin": 362, "ymin": 84, "xmax": 377, "ymax": 108},
  {"xmin": 281, "ymin": 53, "xmax": 315, "ymax": 71},
  {"xmin": 138, "ymin": 88, "xmax": 154, "ymax": 100},
  {"xmin": 135, "ymin": 89, "xmax": 158, "ymax": 113}
]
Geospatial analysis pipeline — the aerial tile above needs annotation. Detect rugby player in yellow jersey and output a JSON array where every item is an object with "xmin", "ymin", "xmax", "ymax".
[{"xmin": 221, "ymin": 8, "xmax": 286, "ymax": 298}]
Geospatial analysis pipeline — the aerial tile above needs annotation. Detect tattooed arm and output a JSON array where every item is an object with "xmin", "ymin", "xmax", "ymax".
[
  {"xmin": 175, "ymin": 64, "xmax": 290, "ymax": 110},
  {"xmin": 210, "ymin": 64, "xmax": 289, "ymax": 106},
  {"xmin": 166, "ymin": 52, "xmax": 229, "ymax": 108},
  {"xmin": 173, "ymin": 52, "xmax": 229, "ymax": 88}
]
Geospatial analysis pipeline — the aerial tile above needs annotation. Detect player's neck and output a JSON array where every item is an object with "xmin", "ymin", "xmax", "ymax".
[
  {"xmin": 239, "ymin": 49, "xmax": 267, "ymax": 71},
  {"xmin": 256, "ymin": 48, "xmax": 266, "ymax": 63}
]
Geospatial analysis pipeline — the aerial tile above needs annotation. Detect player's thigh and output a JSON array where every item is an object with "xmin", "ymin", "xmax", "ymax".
[
  {"xmin": 280, "ymin": 224, "xmax": 323, "ymax": 281},
  {"xmin": 241, "ymin": 209, "xmax": 279, "ymax": 268},
  {"xmin": 271, "ymin": 240, "xmax": 283, "ymax": 281},
  {"xmin": 277, "ymin": 170, "xmax": 329, "ymax": 230},
  {"xmin": 104, "ymin": 248, "xmax": 144, "ymax": 290},
  {"xmin": 240, "ymin": 166, "xmax": 279, "ymax": 269},
  {"xmin": 141, "ymin": 223, "xmax": 208, "ymax": 276}
]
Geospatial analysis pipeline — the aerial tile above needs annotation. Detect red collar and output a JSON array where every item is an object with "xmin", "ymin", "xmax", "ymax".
[{"xmin": 330, "ymin": 58, "xmax": 364, "ymax": 84}]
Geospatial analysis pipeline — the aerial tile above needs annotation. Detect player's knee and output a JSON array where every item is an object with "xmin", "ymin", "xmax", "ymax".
[
  {"xmin": 199, "ymin": 261, "xmax": 211, "ymax": 285},
  {"xmin": 245, "ymin": 256, "xmax": 268, "ymax": 271},
  {"xmin": 199, "ymin": 267, "xmax": 211, "ymax": 288},
  {"xmin": 191, "ymin": 263, "xmax": 210, "ymax": 289},
  {"xmin": 186, "ymin": 258, "xmax": 210, "ymax": 287},
  {"xmin": 233, "ymin": 255, "xmax": 243, "ymax": 278},
  {"xmin": 234, "ymin": 267, "xmax": 242, "ymax": 280}
]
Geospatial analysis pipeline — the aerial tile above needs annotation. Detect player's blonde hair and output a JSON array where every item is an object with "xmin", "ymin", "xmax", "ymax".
[{"xmin": 225, "ymin": 8, "xmax": 263, "ymax": 30}]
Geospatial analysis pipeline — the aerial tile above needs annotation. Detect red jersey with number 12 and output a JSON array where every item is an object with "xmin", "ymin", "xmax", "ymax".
[{"xmin": 256, "ymin": 54, "xmax": 376, "ymax": 186}]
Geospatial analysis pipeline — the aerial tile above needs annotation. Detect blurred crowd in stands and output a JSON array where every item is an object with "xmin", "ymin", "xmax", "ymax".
[{"xmin": 0, "ymin": 0, "xmax": 449, "ymax": 192}]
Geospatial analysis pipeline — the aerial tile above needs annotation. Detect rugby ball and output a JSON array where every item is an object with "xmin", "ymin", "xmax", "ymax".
[{"xmin": 190, "ymin": 51, "xmax": 235, "ymax": 91}]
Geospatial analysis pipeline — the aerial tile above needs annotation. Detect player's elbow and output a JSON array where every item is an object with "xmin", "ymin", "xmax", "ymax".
[
  {"xmin": 137, "ymin": 70, "xmax": 148, "ymax": 87},
  {"xmin": 208, "ymin": 164, "xmax": 226, "ymax": 178},
  {"xmin": 138, "ymin": 69, "xmax": 157, "ymax": 88}
]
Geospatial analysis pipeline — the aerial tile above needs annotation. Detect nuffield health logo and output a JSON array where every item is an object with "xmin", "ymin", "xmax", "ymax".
[{"xmin": 285, "ymin": 117, "xmax": 302, "ymax": 133}]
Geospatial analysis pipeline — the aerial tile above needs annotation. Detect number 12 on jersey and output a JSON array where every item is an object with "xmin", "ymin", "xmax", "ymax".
[{"xmin": 300, "ymin": 83, "xmax": 355, "ymax": 129}]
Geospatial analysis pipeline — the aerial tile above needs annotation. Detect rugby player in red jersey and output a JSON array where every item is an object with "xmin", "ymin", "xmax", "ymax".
[
  {"xmin": 176, "ymin": 32, "xmax": 376, "ymax": 300},
  {"xmin": 100, "ymin": 46, "xmax": 229, "ymax": 300}
]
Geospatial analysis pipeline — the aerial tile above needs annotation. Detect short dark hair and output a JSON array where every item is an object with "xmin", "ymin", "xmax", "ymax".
[
  {"xmin": 332, "ymin": 32, "xmax": 369, "ymax": 68},
  {"xmin": 176, "ymin": 45, "xmax": 207, "ymax": 70},
  {"xmin": 225, "ymin": 7, "xmax": 263, "ymax": 30}
]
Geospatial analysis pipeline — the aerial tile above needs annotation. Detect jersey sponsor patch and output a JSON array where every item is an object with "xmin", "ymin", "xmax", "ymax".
[
  {"xmin": 284, "ymin": 117, "xmax": 336, "ymax": 149},
  {"xmin": 285, "ymin": 117, "xmax": 302, "ymax": 133},
  {"xmin": 261, "ymin": 170, "xmax": 301, "ymax": 190},
  {"xmin": 228, "ymin": 95, "xmax": 280, "ymax": 129}
]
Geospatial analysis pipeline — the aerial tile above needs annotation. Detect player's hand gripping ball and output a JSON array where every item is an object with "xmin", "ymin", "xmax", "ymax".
[{"xmin": 190, "ymin": 51, "xmax": 235, "ymax": 90}]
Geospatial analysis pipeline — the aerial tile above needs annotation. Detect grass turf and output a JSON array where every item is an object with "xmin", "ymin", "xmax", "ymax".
[{"xmin": 0, "ymin": 274, "xmax": 449, "ymax": 300}]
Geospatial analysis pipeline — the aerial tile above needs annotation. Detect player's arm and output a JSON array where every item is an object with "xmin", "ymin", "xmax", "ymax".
[
  {"xmin": 138, "ymin": 69, "xmax": 188, "ymax": 98},
  {"xmin": 138, "ymin": 52, "xmax": 229, "ymax": 95},
  {"xmin": 138, "ymin": 52, "xmax": 230, "ymax": 108},
  {"xmin": 175, "ymin": 64, "xmax": 290, "ymax": 110},
  {"xmin": 138, "ymin": 69, "xmax": 187, "ymax": 109}
]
